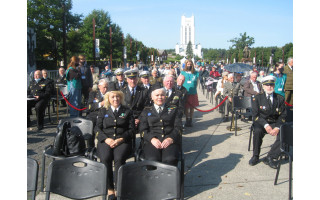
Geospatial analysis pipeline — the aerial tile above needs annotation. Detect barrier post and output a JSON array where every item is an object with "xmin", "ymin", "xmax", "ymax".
[{"xmin": 227, "ymin": 88, "xmax": 241, "ymax": 132}]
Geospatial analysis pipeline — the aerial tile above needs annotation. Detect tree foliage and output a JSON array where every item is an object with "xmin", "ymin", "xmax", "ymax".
[
  {"xmin": 228, "ymin": 32, "xmax": 255, "ymax": 50},
  {"xmin": 186, "ymin": 41, "xmax": 193, "ymax": 59}
]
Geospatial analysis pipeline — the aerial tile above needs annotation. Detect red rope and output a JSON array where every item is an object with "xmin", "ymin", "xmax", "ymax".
[
  {"xmin": 188, "ymin": 96, "xmax": 229, "ymax": 112},
  {"xmin": 60, "ymin": 91, "xmax": 87, "ymax": 111},
  {"xmin": 285, "ymin": 101, "xmax": 293, "ymax": 107}
]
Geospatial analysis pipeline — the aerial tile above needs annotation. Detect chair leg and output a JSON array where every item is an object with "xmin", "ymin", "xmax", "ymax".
[
  {"xmin": 235, "ymin": 112, "xmax": 238, "ymax": 136},
  {"xmin": 248, "ymin": 125, "xmax": 253, "ymax": 151},
  {"xmin": 181, "ymin": 158, "xmax": 185, "ymax": 200},
  {"xmin": 289, "ymin": 156, "xmax": 293, "ymax": 200},
  {"xmin": 274, "ymin": 155, "xmax": 283, "ymax": 185},
  {"xmin": 41, "ymin": 153, "xmax": 46, "ymax": 192}
]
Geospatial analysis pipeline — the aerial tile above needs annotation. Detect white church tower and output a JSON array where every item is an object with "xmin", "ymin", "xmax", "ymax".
[{"xmin": 175, "ymin": 15, "xmax": 202, "ymax": 58}]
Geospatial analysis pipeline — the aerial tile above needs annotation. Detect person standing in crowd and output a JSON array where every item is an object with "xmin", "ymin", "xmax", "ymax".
[
  {"xmin": 78, "ymin": 55, "xmax": 93, "ymax": 105},
  {"xmin": 181, "ymin": 59, "xmax": 199, "ymax": 127},
  {"xmin": 139, "ymin": 88, "xmax": 182, "ymax": 166},
  {"xmin": 96, "ymin": 90, "xmax": 134, "ymax": 200},
  {"xmin": 27, "ymin": 70, "xmax": 51, "ymax": 131},
  {"xmin": 90, "ymin": 65, "xmax": 99, "ymax": 91},
  {"xmin": 283, "ymin": 57, "xmax": 293, "ymax": 105},
  {"xmin": 271, "ymin": 63, "xmax": 287, "ymax": 97},
  {"xmin": 66, "ymin": 56, "xmax": 82, "ymax": 117},
  {"xmin": 249, "ymin": 75, "xmax": 286, "ymax": 168},
  {"xmin": 243, "ymin": 72, "xmax": 262, "ymax": 97}
]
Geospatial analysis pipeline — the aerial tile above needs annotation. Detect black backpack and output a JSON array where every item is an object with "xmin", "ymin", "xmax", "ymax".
[{"xmin": 52, "ymin": 121, "xmax": 86, "ymax": 157}]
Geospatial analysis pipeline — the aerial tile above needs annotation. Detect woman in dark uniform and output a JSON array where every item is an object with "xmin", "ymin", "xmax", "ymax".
[
  {"xmin": 96, "ymin": 90, "xmax": 135, "ymax": 200},
  {"xmin": 139, "ymin": 88, "xmax": 182, "ymax": 166}
]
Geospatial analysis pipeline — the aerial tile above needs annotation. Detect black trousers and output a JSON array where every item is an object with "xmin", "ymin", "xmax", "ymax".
[
  {"xmin": 97, "ymin": 141, "xmax": 131, "ymax": 190},
  {"xmin": 252, "ymin": 122, "xmax": 281, "ymax": 159},
  {"xmin": 27, "ymin": 99, "xmax": 47, "ymax": 127},
  {"xmin": 143, "ymin": 142, "xmax": 180, "ymax": 166}
]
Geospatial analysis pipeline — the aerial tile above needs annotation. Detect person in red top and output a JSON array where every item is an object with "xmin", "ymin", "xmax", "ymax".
[{"xmin": 209, "ymin": 66, "xmax": 221, "ymax": 78}]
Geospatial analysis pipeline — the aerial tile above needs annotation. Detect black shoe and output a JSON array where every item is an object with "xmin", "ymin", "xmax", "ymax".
[
  {"xmin": 263, "ymin": 156, "xmax": 278, "ymax": 169},
  {"xmin": 108, "ymin": 194, "xmax": 117, "ymax": 200},
  {"xmin": 249, "ymin": 156, "xmax": 259, "ymax": 166},
  {"xmin": 185, "ymin": 118, "xmax": 191, "ymax": 127},
  {"xmin": 222, "ymin": 116, "xmax": 229, "ymax": 122},
  {"xmin": 189, "ymin": 118, "xmax": 193, "ymax": 127},
  {"xmin": 37, "ymin": 125, "xmax": 44, "ymax": 131}
]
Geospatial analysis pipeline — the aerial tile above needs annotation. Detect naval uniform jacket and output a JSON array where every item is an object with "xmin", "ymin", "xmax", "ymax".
[
  {"xmin": 252, "ymin": 92, "xmax": 287, "ymax": 128},
  {"xmin": 121, "ymin": 85, "xmax": 148, "ymax": 119},
  {"xmin": 87, "ymin": 90, "xmax": 104, "ymax": 114},
  {"xmin": 96, "ymin": 105, "xmax": 135, "ymax": 143},
  {"xmin": 139, "ymin": 104, "xmax": 182, "ymax": 145},
  {"xmin": 27, "ymin": 78, "xmax": 51, "ymax": 101},
  {"xmin": 109, "ymin": 81, "xmax": 128, "ymax": 91},
  {"xmin": 165, "ymin": 87, "xmax": 185, "ymax": 118}
]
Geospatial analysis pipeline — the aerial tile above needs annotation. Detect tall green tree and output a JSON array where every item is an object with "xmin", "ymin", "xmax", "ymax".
[
  {"xmin": 228, "ymin": 32, "xmax": 255, "ymax": 50},
  {"xmin": 27, "ymin": 0, "xmax": 82, "ymax": 66},
  {"xmin": 186, "ymin": 41, "xmax": 193, "ymax": 59}
]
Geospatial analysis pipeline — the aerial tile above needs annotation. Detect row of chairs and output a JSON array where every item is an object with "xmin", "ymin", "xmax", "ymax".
[
  {"xmin": 31, "ymin": 117, "xmax": 184, "ymax": 200},
  {"xmin": 28, "ymin": 158, "xmax": 183, "ymax": 200}
]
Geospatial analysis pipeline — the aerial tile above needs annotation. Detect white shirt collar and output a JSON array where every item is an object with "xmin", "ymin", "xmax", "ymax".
[
  {"xmin": 111, "ymin": 105, "xmax": 120, "ymax": 112},
  {"xmin": 154, "ymin": 104, "xmax": 164, "ymax": 113}
]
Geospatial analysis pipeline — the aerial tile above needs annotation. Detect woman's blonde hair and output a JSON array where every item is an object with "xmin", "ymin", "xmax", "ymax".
[{"xmin": 103, "ymin": 90, "xmax": 125, "ymax": 108}]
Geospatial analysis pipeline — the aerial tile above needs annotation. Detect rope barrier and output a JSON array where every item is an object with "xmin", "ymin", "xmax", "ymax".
[
  {"xmin": 60, "ymin": 91, "xmax": 87, "ymax": 111},
  {"xmin": 188, "ymin": 96, "xmax": 228, "ymax": 112},
  {"xmin": 285, "ymin": 101, "xmax": 293, "ymax": 107}
]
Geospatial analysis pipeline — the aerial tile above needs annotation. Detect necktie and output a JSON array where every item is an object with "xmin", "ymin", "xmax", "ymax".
[
  {"xmin": 166, "ymin": 90, "xmax": 169, "ymax": 98},
  {"xmin": 114, "ymin": 109, "xmax": 118, "ymax": 117},
  {"xmin": 130, "ymin": 89, "xmax": 135, "ymax": 102},
  {"xmin": 267, "ymin": 95, "xmax": 272, "ymax": 107},
  {"xmin": 158, "ymin": 107, "xmax": 162, "ymax": 114}
]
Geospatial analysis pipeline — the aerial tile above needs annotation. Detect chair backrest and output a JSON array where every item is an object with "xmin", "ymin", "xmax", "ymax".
[
  {"xmin": 280, "ymin": 122, "xmax": 293, "ymax": 148},
  {"xmin": 117, "ymin": 160, "xmax": 181, "ymax": 200},
  {"xmin": 45, "ymin": 157, "xmax": 107, "ymax": 199},
  {"xmin": 58, "ymin": 117, "xmax": 93, "ymax": 140},
  {"xmin": 27, "ymin": 157, "xmax": 39, "ymax": 193},
  {"xmin": 285, "ymin": 106, "xmax": 293, "ymax": 122},
  {"xmin": 233, "ymin": 96, "xmax": 252, "ymax": 109}
]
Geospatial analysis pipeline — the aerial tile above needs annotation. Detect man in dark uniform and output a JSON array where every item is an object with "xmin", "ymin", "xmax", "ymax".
[
  {"xmin": 55, "ymin": 67, "xmax": 67, "ymax": 85},
  {"xmin": 175, "ymin": 74, "xmax": 188, "ymax": 108},
  {"xmin": 42, "ymin": 69, "xmax": 55, "ymax": 95},
  {"xmin": 86, "ymin": 79, "xmax": 109, "ymax": 147},
  {"xmin": 139, "ymin": 71, "xmax": 155, "ymax": 106},
  {"xmin": 163, "ymin": 75, "xmax": 185, "ymax": 119},
  {"xmin": 121, "ymin": 68, "xmax": 148, "ymax": 126},
  {"xmin": 27, "ymin": 70, "xmax": 51, "ymax": 130},
  {"xmin": 79, "ymin": 54, "xmax": 93, "ymax": 105},
  {"xmin": 149, "ymin": 69, "xmax": 163, "ymax": 88},
  {"xmin": 109, "ymin": 68, "xmax": 127, "ymax": 91},
  {"xmin": 249, "ymin": 75, "xmax": 287, "ymax": 168}
]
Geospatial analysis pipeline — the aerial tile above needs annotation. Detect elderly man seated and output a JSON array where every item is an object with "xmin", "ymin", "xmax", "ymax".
[
  {"xmin": 249, "ymin": 76, "xmax": 287, "ymax": 168},
  {"xmin": 109, "ymin": 68, "xmax": 127, "ymax": 91},
  {"xmin": 244, "ymin": 71, "xmax": 262, "ymax": 97},
  {"xmin": 27, "ymin": 70, "xmax": 51, "ymax": 131},
  {"xmin": 86, "ymin": 79, "xmax": 109, "ymax": 147},
  {"xmin": 222, "ymin": 73, "xmax": 241, "ymax": 122}
]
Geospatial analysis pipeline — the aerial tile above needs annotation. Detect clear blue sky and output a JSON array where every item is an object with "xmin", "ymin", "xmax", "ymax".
[{"xmin": 71, "ymin": 0, "xmax": 293, "ymax": 50}]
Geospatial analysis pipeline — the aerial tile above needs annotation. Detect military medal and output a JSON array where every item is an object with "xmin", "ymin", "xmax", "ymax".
[{"xmin": 148, "ymin": 113, "xmax": 151, "ymax": 116}]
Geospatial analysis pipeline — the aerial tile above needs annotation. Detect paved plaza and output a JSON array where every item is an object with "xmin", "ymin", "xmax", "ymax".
[{"xmin": 27, "ymin": 88, "xmax": 291, "ymax": 200}]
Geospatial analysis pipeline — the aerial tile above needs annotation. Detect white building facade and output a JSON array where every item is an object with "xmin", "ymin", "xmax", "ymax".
[{"xmin": 175, "ymin": 15, "xmax": 202, "ymax": 58}]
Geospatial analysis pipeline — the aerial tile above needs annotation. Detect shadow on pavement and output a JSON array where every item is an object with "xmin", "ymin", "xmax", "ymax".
[{"xmin": 184, "ymin": 153, "xmax": 243, "ymax": 199}]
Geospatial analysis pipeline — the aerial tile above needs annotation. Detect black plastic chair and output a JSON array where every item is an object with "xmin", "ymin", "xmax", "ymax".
[
  {"xmin": 274, "ymin": 122, "xmax": 293, "ymax": 200},
  {"xmin": 117, "ymin": 160, "xmax": 181, "ymax": 200},
  {"xmin": 135, "ymin": 129, "xmax": 184, "ymax": 199},
  {"xmin": 45, "ymin": 157, "xmax": 107, "ymax": 200},
  {"xmin": 232, "ymin": 96, "xmax": 252, "ymax": 136},
  {"xmin": 40, "ymin": 117, "xmax": 94, "ymax": 192},
  {"xmin": 27, "ymin": 157, "xmax": 39, "ymax": 200}
]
